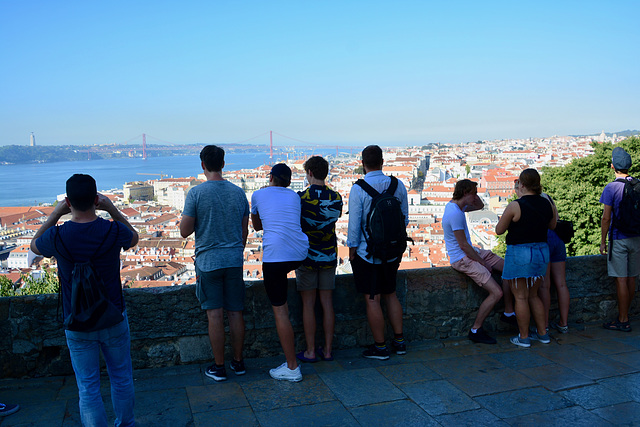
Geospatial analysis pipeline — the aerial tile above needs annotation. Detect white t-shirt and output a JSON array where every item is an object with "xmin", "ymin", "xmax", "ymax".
[
  {"xmin": 442, "ymin": 201, "xmax": 472, "ymax": 264},
  {"xmin": 251, "ymin": 186, "xmax": 309, "ymax": 263}
]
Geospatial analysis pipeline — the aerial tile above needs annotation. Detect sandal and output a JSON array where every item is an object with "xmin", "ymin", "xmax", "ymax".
[
  {"xmin": 603, "ymin": 319, "xmax": 632, "ymax": 332},
  {"xmin": 316, "ymin": 347, "xmax": 334, "ymax": 361}
]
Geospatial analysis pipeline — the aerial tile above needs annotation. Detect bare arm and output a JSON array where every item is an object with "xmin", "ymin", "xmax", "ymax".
[
  {"xmin": 251, "ymin": 213, "xmax": 263, "ymax": 232},
  {"xmin": 453, "ymin": 229, "xmax": 488, "ymax": 268},
  {"xmin": 600, "ymin": 204, "xmax": 612, "ymax": 255},
  {"xmin": 496, "ymin": 201, "xmax": 519, "ymax": 235},
  {"xmin": 30, "ymin": 201, "xmax": 71, "ymax": 255},
  {"xmin": 96, "ymin": 194, "xmax": 139, "ymax": 248},
  {"xmin": 180, "ymin": 215, "xmax": 195, "ymax": 238},
  {"xmin": 242, "ymin": 215, "xmax": 249, "ymax": 246}
]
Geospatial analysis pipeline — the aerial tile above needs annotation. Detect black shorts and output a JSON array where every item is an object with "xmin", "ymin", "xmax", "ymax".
[
  {"xmin": 263, "ymin": 261, "xmax": 302, "ymax": 306},
  {"xmin": 351, "ymin": 254, "xmax": 400, "ymax": 296}
]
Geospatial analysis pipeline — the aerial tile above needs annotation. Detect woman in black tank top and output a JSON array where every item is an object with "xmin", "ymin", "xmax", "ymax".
[{"xmin": 496, "ymin": 169, "xmax": 557, "ymax": 348}]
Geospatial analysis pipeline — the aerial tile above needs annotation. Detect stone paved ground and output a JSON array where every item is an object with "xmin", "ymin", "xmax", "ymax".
[{"xmin": 1, "ymin": 322, "xmax": 640, "ymax": 426}]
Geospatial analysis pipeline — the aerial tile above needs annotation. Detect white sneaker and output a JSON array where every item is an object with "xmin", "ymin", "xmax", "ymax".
[{"xmin": 269, "ymin": 362, "xmax": 302, "ymax": 382}]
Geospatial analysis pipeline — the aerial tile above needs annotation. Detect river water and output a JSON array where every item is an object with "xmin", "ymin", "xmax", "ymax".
[{"xmin": 0, "ymin": 152, "xmax": 277, "ymax": 206}]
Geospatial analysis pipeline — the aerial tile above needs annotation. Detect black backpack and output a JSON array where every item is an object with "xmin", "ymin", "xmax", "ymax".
[
  {"xmin": 354, "ymin": 176, "xmax": 409, "ymax": 262},
  {"xmin": 55, "ymin": 223, "xmax": 124, "ymax": 332},
  {"xmin": 614, "ymin": 177, "xmax": 640, "ymax": 236}
]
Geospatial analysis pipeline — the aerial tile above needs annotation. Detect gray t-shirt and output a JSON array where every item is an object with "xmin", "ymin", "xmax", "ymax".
[{"xmin": 183, "ymin": 180, "xmax": 249, "ymax": 271}]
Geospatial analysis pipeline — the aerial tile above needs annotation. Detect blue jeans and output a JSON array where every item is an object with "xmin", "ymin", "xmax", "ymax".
[{"xmin": 65, "ymin": 312, "xmax": 135, "ymax": 427}]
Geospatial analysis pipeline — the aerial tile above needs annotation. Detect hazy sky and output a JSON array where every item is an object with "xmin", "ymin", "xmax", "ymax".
[{"xmin": 1, "ymin": 1, "xmax": 639, "ymax": 146}]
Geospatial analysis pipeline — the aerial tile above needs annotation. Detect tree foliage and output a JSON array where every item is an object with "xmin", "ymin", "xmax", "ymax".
[
  {"xmin": 0, "ymin": 276, "xmax": 16, "ymax": 297},
  {"xmin": 19, "ymin": 268, "xmax": 60, "ymax": 295},
  {"xmin": 541, "ymin": 137, "xmax": 640, "ymax": 256}
]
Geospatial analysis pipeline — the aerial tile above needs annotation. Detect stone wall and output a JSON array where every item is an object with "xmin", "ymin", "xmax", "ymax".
[{"xmin": 1, "ymin": 255, "xmax": 637, "ymax": 378}]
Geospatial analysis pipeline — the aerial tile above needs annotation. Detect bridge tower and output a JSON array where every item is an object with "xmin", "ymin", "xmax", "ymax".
[{"xmin": 142, "ymin": 133, "xmax": 147, "ymax": 160}]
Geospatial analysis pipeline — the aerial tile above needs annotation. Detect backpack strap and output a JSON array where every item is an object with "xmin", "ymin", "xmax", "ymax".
[
  {"xmin": 383, "ymin": 176, "xmax": 399, "ymax": 196},
  {"xmin": 354, "ymin": 179, "xmax": 380, "ymax": 198}
]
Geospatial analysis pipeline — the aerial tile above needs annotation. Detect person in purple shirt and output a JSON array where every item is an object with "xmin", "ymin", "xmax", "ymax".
[{"xmin": 599, "ymin": 147, "xmax": 640, "ymax": 332}]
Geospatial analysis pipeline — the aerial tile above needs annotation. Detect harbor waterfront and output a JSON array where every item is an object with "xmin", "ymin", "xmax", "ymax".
[{"xmin": 0, "ymin": 152, "xmax": 276, "ymax": 206}]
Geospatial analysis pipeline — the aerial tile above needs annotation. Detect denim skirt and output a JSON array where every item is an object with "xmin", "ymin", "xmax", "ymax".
[{"xmin": 502, "ymin": 242, "xmax": 550, "ymax": 280}]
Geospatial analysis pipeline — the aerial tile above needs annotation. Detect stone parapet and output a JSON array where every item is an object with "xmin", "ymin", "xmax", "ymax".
[{"xmin": 0, "ymin": 255, "xmax": 636, "ymax": 378}]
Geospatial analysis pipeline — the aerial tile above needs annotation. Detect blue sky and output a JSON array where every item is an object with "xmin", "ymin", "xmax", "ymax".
[{"xmin": 1, "ymin": 1, "xmax": 639, "ymax": 146}]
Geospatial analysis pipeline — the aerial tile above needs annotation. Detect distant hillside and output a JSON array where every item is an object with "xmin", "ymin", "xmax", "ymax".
[{"xmin": 570, "ymin": 129, "xmax": 640, "ymax": 138}]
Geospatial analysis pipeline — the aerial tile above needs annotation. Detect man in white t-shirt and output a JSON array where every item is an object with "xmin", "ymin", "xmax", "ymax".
[
  {"xmin": 251, "ymin": 163, "xmax": 309, "ymax": 381},
  {"xmin": 442, "ymin": 179, "xmax": 510, "ymax": 344}
]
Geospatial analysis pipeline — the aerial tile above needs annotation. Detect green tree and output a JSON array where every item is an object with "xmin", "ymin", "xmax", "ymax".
[
  {"xmin": 541, "ymin": 137, "xmax": 640, "ymax": 256},
  {"xmin": 20, "ymin": 268, "xmax": 60, "ymax": 295},
  {"xmin": 0, "ymin": 276, "xmax": 16, "ymax": 297},
  {"xmin": 354, "ymin": 165, "xmax": 364, "ymax": 175}
]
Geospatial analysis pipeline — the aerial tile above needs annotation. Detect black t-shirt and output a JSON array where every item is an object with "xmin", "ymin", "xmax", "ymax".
[{"xmin": 506, "ymin": 195, "xmax": 553, "ymax": 245}]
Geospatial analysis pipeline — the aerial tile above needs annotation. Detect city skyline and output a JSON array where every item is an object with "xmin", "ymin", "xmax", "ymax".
[{"xmin": 1, "ymin": 1, "xmax": 639, "ymax": 146}]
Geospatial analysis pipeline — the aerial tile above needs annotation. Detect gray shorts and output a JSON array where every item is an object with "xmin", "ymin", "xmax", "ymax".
[
  {"xmin": 295, "ymin": 266, "xmax": 336, "ymax": 291},
  {"xmin": 608, "ymin": 236, "xmax": 640, "ymax": 278},
  {"xmin": 195, "ymin": 266, "xmax": 245, "ymax": 311}
]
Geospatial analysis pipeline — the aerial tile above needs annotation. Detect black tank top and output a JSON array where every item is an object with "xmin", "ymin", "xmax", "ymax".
[{"xmin": 506, "ymin": 195, "xmax": 553, "ymax": 245}]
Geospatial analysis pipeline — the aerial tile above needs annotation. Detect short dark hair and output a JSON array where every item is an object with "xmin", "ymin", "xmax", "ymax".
[
  {"xmin": 66, "ymin": 174, "xmax": 97, "ymax": 211},
  {"xmin": 200, "ymin": 145, "xmax": 225, "ymax": 172},
  {"xmin": 452, "ymin": 179, "xmax": 478, "ymax": 200},
  {"xmin": 303, "ymin": 156, "xmax": 329, "ymax": 180},
  {"xmin": 362, "ymin": 145, "xmax": 383, "ymax": 170},
  {"xmin": 519, "ymin": 168, "xmax": 542, "ymax": 195}
]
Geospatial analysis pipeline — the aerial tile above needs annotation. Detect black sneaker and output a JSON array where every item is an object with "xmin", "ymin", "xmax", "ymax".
[
  {"xmin": 230, "ymin": 359, "xmax": 246, "ymax": 375},
  {"xmin": 205, "ymin": 364, "xmax": 227, "ymax": 381},
  {"xmin": 469, "ymin": 327, "xmax": 497, "ymax": 344},
  {"xmin": 391, "ymin": 340, "xmax": 407, "ymax": 355},
  {"xmin": 362, "ymin": 344, "xmax": 390, "ymax": 360},
  {"xmin": 500, "ymin": 313, "xmax": 518, "ymax": 326}
]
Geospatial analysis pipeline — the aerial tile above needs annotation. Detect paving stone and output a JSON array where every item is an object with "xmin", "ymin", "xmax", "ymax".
[
  {"xmin": 574, "ymin": 338, "xmax": 639, "ymax": 355},
  {"xmin": 193, "ymin": 407, "xmax": 259, "ymax": 427},
  {"xmin": 489, "ymin": 348, "xmax": 554, "ymax": 370},
  {"xmin": 399, "ymin": 379, "xmax": 479, "ymax": 416},
  {"xmin": 591, "ymin": 401, "xmax": 640, "ymax": 426},
  {"xmin": 609, "ymin": 333, "xmax": 640, "ymax": 350},
  {"xmin": 0, "ymin": 399, "xmax": 68, "ymax": 426},
  {"xmin": 350, "ymin": 399, "xmax": 439, "ymax": 426},
  {"xmin": 132, "ymin": 366, "xmax": 203, "ymax": 392},
  {"xmin": 256, "ymin": 401, "xmax": 359, "ymax": 427},
  {"xmin": 560, "ymin": 384, "xmax": 633, "ymax": 410},
  {"xmin": 242, "ymin": 374, "xmax": 335, "ymax": 412},
  {"xmin": 518, "ymin": 363, "xmax": 593, "ymax": 392},
  {"xmin": 610, "ymin": 350, "xmax": 640, "ymax": 369},
  {"xmin": 552, "ymin": 331, "xmax": 588, "ymax": 345},
  {"xmin": 377, "ymin": 362, "xmax": 440, "ymax": 385},
  {"xmin": 435, "ymin": 408, "xmax": 510, "ymax": 427},
  {"xmin": 475, "ymin": 387, "xmax": 572, "ymax": 418},
  {"xmin": 598, "ymin": 372, "xmax": 640, "ymax": 402},
  {"xmin": 427, "ymin": 354, "xmax": 506, "ymax": 378},
  {"xmin": 398, "ymin": 346, "xmax": 462, "ymax": 362},
  {"xmin": 186, "ymin": 382, "xmax": 249, "ymax": 413},
  {"xmin": 504, "ymin": 405, "xmax": 612, "ymax": 426},
  {"xmin": 446, "ymin": 366, "xmax": 538, "ymax": 397},
  {"xmin": 133, "ymin": 388, "xmax": 194, "ymax": 426},
  {"xmin": 319, "ymin": 368, "xmax": 405, "ymax": 408},
  {"xmin": 534, "ymin": 343, "xmax": 637, "ymax": 380}
]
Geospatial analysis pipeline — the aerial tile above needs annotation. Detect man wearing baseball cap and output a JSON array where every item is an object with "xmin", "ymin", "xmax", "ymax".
[{"xmin": 599, "ymin": 146, "xmax": 640, "ymax": 332}]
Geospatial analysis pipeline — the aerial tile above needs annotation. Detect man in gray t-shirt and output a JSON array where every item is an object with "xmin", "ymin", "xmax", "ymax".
[{"xmin": 181, "ymin": 145, "xmax": 249, "ymax": 382}]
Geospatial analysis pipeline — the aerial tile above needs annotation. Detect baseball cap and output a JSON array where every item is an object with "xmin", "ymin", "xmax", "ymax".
[
  {"xmin": 612, "ymin": 147, "xmax": 632, "ymax": 170},
  {"xmin": 270, "ymin": 163, "xmax": 292, "ymax": 183}
]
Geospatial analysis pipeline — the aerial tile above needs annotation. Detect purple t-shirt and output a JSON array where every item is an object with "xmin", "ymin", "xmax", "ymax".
[{"xmin": 600, "ymin": 177, "xmax": 640, "ymax": 240}]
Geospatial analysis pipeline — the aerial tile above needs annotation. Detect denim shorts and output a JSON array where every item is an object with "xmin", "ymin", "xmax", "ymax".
[
  {"xmin": 547, "ymin": 229, "xmax": 567, "ymax": 263},
  {"xmin": 502, "ymin": 242, "xmax": 549, "ymax": 281}
]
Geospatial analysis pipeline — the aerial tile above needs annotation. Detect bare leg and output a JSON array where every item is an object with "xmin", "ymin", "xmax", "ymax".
[
  {"xmin": 528, "ymin": 278, "xmax": 547, "ymax": 334},
  {"xmin": 510, "ymin": 279, "xmax": 531, "ymax": 339},
  {"xmin": 616, "ymin": 276, "xmax": 636, "ymax": 323},
  {"xmin": 318, "ymin": 289, "xmax": 335, "ymax": 358},
  {"xmin": 272, "ymin": 303, "xmax": 298, "ymax": 370},
  {"xmin": 471, "ymin": 278, "xmax": 503, "ymax": 330},
  {"xmin": 539, "ymin": 264, "xmax": 552, "ymax": 329},
  {"xmin": 550, "ymin": 262, "xmax": 570, "ymax": 326},
  {"xmin": 489, "ymin": 258, "xmax": 514, "ymax": 314},
  {"xmin": 227, "ymin": 310, "xmax": 245, "ymax": 362},
  {"xmin": 207, "ymin": 309, "xmax": 225, "ymax": 365},
  {"xmin": 299, "ymin": 289, "xmax": 317, "ymax": 359},
  {"xmin": 382, "ymin": 292, "xmax": 403, "ymax": 335},
  {"xmin": 364, "ymin": 294, "xmax": 385, "ymax": 343}
]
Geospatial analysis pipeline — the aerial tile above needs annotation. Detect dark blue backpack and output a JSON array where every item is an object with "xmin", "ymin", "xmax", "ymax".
[
  {"xmin": 354, "ymin": 176, "xmax": 409, "ymax": 262},
  {"xmin": 614, "ymin": 177, "xmax": 640, "ymax": 236}
]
